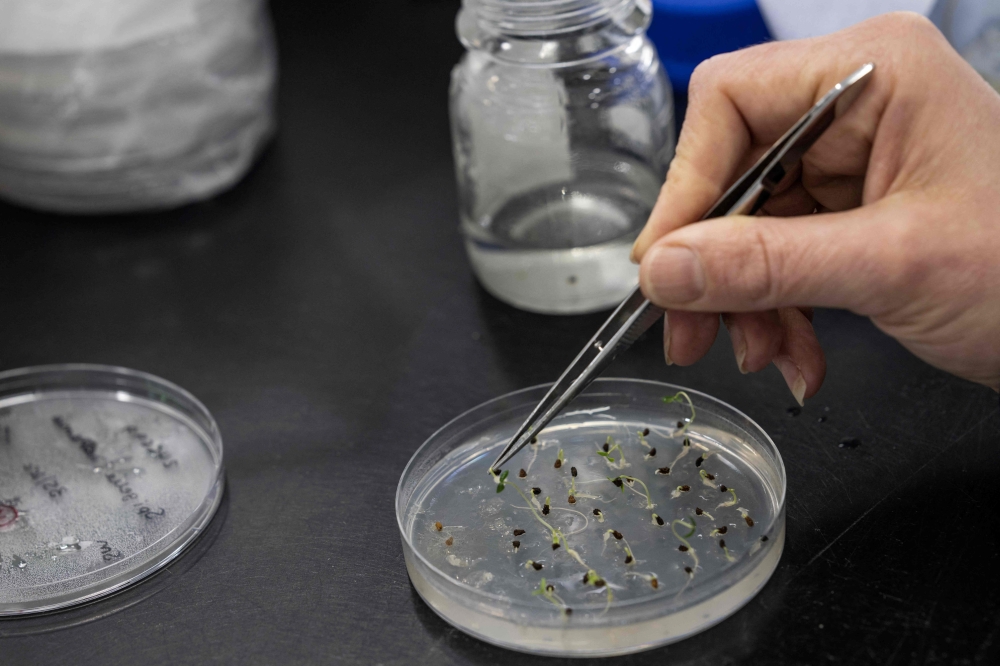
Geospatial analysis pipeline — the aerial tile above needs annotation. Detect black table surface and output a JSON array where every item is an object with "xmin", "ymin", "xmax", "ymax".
[{"xmin": 2, "ymin": 2, "xmax": 998, "ymax": 664}]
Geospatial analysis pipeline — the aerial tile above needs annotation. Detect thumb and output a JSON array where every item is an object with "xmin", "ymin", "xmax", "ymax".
[{"xmin": 637, "ymin": 196, "xmax": 918, "ymax": 315}]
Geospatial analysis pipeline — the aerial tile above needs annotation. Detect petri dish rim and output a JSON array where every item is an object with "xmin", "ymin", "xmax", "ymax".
[
  {"xmin": 396, "ymin": 378, "xmax": 786, "ymax": 613},
  {"xmin": 0, "ymin": 363, "xmax": 225, "ymax": 616}
]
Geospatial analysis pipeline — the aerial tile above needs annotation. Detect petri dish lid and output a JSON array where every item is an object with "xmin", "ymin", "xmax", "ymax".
[
  {"xmin": 0, "ymin": 364, "xmax": 224, "ymax": 615},
  {"xmin": 396, "ymin": 379, "xmax": 786, "ymax": 657}
]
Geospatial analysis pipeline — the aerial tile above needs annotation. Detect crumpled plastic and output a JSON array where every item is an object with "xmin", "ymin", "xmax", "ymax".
[{"xmin": 0, "ymin": 0, "xmax": 277, "ymax": 214}]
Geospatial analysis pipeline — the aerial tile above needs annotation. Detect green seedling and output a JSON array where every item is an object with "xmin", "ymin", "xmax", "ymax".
[
  {"xmin": 662, "ymin": 391, "xmax": 696, "ymax": 433},
  {"xmin": 596, "ymin": 436, "xmax": 626, "ymax": 468},
  {"xmin": 717, "ymin": 485, "xmax": 738, "ymax": 509},
  {"xmin": 608, "ymin": 475, "xmax": 654, "ymax": 509},
  {"xmin": 532, "ymin": 578, "xmax": 567, "ymax": 611},
  {"xmin": 672, "ymin": 516, "xmax": 700, "ymax": 570},
  {"xmin": 719, "ymin": 538, "xmax": 736, "ymax": 562}
]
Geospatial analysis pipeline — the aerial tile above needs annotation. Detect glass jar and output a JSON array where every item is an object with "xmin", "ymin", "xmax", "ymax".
[
  {"xmin": 0, "ymin": 0, "xmax": 277, "ymax": 214},
  {"xmin": 450, "ymin": 0, "xmax": 674, "ymax": 314}
]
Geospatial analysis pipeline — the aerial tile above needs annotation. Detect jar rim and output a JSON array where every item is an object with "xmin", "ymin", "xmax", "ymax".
[{"xmin": 463, "ymin": 0, "xmax": 642, "ymax": 37}]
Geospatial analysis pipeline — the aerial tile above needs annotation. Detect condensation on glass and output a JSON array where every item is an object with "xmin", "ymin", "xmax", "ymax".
[
  {"xmin": 0, "ymin": 0, "xmax": 277, "ymax": 214},
  {"xmin": 450, "ymin": 0, "xmax": 674, "ymax": 314}
]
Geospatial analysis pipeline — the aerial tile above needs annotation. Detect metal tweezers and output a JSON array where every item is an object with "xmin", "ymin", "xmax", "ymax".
[{"xmin": 490, "ymin": 62, "xmax": 875, "ymax": 473}]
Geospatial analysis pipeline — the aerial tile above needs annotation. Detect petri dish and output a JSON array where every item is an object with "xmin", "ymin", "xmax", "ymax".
[
  {"xmin": 0, "ymin": 364, "xmax": 224, "ymax": 615},
  {"xmin": 396, "ymin": 379, "xmax": 785, "ymax": 657}
]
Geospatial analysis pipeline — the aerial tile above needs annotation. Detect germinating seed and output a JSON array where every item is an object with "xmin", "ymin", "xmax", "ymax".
[
  {"xmin": 532, "ymin": 487, "xmax": 541, "ymax": 495},
  {"xmin": 648, "ymin": 448, "xmax": 656, "ymax": 457},
  {"xmin": 642, "ymin": 428, "xmax": 650, "ymax": 436},
  {"xmin": 532, "ymin": 562, "xmax": 543, "ymax": 570},
  {"xmin": 678, "ymin": 545, "xmax": 688, "ymax": 552},
  {"xmin": 568, "ymin": 495, "xmax": 576, "ymax": 504},
  {"xmin": 612, "ymin": 530, "xmax": 623, "ymax": 540},
  {"xmin": 512, "ymin": 540, "xmax": 520, "ymax": 549},
  {"xmin": 656, "ymin": 466, "xmax": 670, "ymax": 474},
  {"xmin": 655, "ymin": 515, "xmax": 664, "ymax": 526}
]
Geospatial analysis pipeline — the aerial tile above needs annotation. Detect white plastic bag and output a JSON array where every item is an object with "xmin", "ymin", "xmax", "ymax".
[{"xmin": 0, "ymin": 0, "xmax": 277, "ymax": 213}]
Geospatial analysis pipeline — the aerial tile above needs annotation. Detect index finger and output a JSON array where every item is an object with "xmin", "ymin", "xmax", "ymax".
[{"xmin": 630, "ymin": 20, "xmax": 893, "ymax": 262}]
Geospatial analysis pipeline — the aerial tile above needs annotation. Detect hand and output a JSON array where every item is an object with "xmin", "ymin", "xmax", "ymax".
[{"xmin": 631, "ymin": 12, "xmax": 1000, "ymax": 401}]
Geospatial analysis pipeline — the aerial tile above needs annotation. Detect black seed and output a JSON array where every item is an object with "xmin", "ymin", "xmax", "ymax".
[
  {"xmin": 554, "ymin": 459, "xmax": 562, "ymax": 469},
  {"xmin": 720, "ymin": 485, "xmax": 728, "ymax": 492},
  {"xmin": 593, "ymin": 508, "xmax": 602, "ymax": 516},
  {"xmin": 678, "ymin": 545, "xmax": 688, "ymax": 552},
  {"xmin": 532, "ymin": 487, "xmax": 541, "ymax": 495},
  {"xmin": 680, "ymin": 485, "xmax": 690, "ymax": 492},
  {"xmin": 648, "ymin": 448, "xmax": 656, "ymax": 457},
  {"xmin": 603, "ymin": 442, "xmax": 610, "ymax": 452},
  {"xmin": 542, "ymin": 505, "xmax": 550, "ymax": 515},
  {"xmin": 787, "ymin": 406, "xmax": 802, "ymax": 417},
  {"xmin": 642, "ymin": 428, "xmax": 650, "ymax": 436},
  {"xmin": 612, "ymin": 478, "xmax": 623, "ymax": 488},
  {"xmin": 594, "ymin": 579, "xmax": 606, "ymax": 588},
  {"xmin": 695, "ymin": 456, "xmax": 704, "ymax": 467},
  {"xmin": 745, "ymin": 516, "xmax": 755, "ymax": 527},
  {"xmin": 571, "ymin": 466, "xmax": 578, "ymax": 477},
  {"xmin": 684, "ymin": 566, "xmax": 693, "ymax": 574},
  {"xmin": 518, "ymin": 469, "xmax": 527, "ymax": 478},
  {"xmin": 761, "ymin": 536, "xmax": 769, "ymax": 542},
  {"xmin": 552, "ymin": 542, "xmax": 560, "ymax": 550},
  {"xmin": 657, "ymin": 466, "xmax": 670, "ymax": 474},
  {"xmin": 612, "ymin": 530, "xmax": 623, "ymax": 540},
  {"xmin": 655, "ymin": 515, "xmax": 664, "ymax": 526},
  {"xmin": 817, "ymin": 415, "xmax": 827, "ymax": 423},
  {"xmin": 719, "ymin": 539, "xmax": 727, "ymax": 548},
  {"xmin": 546, "ymin": 584, "xmax": 555, "ymax": 592},
  {"xmin": 531, "ymin": 436, "xmax": 538, "ymax": 444},
  {"xmin": 513, "ymin": 529, "xmax": 525, "ymax": 536},
  {"xmin": 532, "ymin": 561, "xmax": 543, "ymax": 570},
  {"xmin": 683, "ymin": 437, "xmax": 691, "ymax": 446},
  {"xmin": 625, "ymin": 555, "xmax": 633, "ymax": 564},
  {"xmin": 717, "ymin": 526, "xmax": 727, "ymax": 534},
  {"xmin": 705, "ymin": 472, "xmax": 715, "ymax": 480},
  {"xmin": 583, "ymin": 573, "xmax": 590, "ymax": 584},
  {"xmin": 695, "ymin": 507, "xmax": 703, "ymax": 515},
  {"xmin": 568, "ymin": 495, "xmax": 576, "ymax": 504},
  {"xmin": 565, "ymin": 608, "xmax": 572, "ymax": 616},
  {"xmin": 512, "ymin": 540, "xmax": 520, "ymax": 548},
  {"xmin": 839, "ymin": 437, "xmax": 861, "ymax": 449}
]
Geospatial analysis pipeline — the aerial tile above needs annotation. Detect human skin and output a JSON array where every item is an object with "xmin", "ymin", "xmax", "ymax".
[{"xmin": 630, "ymin": 12, "xmax": 1000, "ymax": 403}]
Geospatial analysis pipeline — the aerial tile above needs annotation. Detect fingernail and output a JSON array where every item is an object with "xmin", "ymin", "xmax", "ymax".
[
  {"xmin": 773, "ymin": 356, "xmax": 806, "ymax": 406},
  {"xmin": 664, "ymin": 316, "xmax": 674, "ymax": 365},
  {"xmin": 644, "ymin": 246, "xmax": 705, "ymax": 304},
  {"xmin": 725, "ymin": 318, "xmax": 748, "ymax": 374},
  {"xmin": 629, "ymin": 245, "xmax": 639, "ymax": 265}
]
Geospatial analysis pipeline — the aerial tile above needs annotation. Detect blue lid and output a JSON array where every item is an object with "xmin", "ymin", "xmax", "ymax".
[{"xmin": 647, "ymin": 0, "xmax": 772, "ymax": 91}]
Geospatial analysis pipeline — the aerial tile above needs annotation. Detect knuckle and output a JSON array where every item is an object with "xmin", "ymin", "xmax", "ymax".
[{"xmin": 707, "ymin": 221, "xmax": 780, "ymax": 307}]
